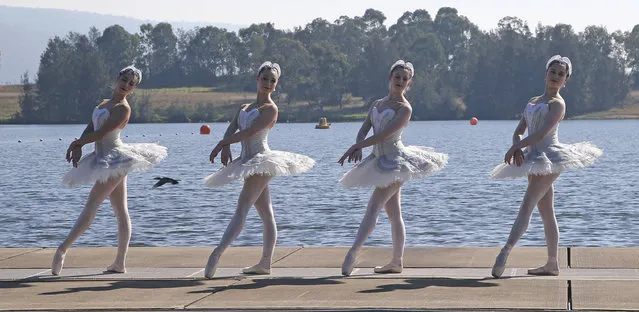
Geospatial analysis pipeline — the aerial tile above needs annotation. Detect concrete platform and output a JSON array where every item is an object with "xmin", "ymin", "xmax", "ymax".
[
  {"xmin": 273, "ymin": 246, "xmax": 568, "ymax": 268},
  {"xmin": 0, "ymin": 248, "xmax": 41, "ymax": 261},
  {"xmin": 571, "ymin": 247, "xmax": 639, "ymax": 269},
  {"xmin": 0, "ymin": 246, "xmax": 302, "ymax": 269},
  {"xmin": 190, "ymin": 278, "xmax": 566, "ymax": 310},
  {"xmin": 0, "ymin": 279, "xmax": 229, "ymax": 311},
  {"xmin": 572, "ymin": 280, "xmax": 639, "ymax": 310},
  {"xmin": 0, "ymin": 246, "xmax": 637, "ymax": 311}
]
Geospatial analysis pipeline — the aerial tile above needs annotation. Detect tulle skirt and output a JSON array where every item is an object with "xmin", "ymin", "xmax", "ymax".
[
  {"xmin": 204, "ymin": 150, "xmax": 315, "ymax": 187},
  {"xmin": 63, "ymin": 143, "xmax": 167, "ymax": 187},
  {"xmin": 339, "ymin": 146, "xmax": 448, "ymax": 188},
  {"xmin": 490, "ymin": 142, "xmax": 602, "ymax": 179}
]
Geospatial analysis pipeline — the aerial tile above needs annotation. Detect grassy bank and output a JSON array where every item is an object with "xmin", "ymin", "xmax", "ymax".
[
  {"xmin": 570, "ymin": 90, "xmax": 639, "ymax": 120},
  {"xmin": 4, "ymin": 86, "xmax": 637, "ymax": 122},
  {"xmin": 0, "ymin": 86, "xmax": 369, "ymax": 123},
  {"xmin": 0, "ymin": 85, "xmax": 21, "ymax": 120}
]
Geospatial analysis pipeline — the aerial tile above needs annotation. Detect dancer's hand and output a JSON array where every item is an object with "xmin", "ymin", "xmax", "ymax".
[
  {"xmin": 209, "ymin": 142, "xmax": 224, "ymax": 164},
  {"xmin": 513, "ymin": 149, "xmax": 524, "ymax": 167},
  {"xmin": 72, "ymin": 147, "xmax": 82, "ymax": 168},
  {"xmin": 221, "ymin": 146, "xmax": 233, "ymax": 166},
  {"xmin": 352, "ymin": 148, "xmax": 362, "ymax": 163},
  {"xmin": 504, "ymin": 145, "xmax": 523, "ymax": 165},
  {"xmin": 66, "ymin": 142, "xmax": 82, "ymax": 164},
  {"xmin": 338, "ymin": 145, "xmax": 362, "ymax": 166},
  {"xmin": 66, "ymin": 146, "xmax": 82, "ymax": 168},
  {"xmin": 65, "ymin": 142, "xmax": 76, "ymax": 161}
]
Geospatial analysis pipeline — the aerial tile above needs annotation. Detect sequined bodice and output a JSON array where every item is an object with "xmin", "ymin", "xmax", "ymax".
[
  {"xmin": 371, "ymin": 107, "xmax": 405, "ymax": 157},
  {"xmin": 92, "ymin": 106, "xmax": 123, "ymax": 155},
  {"xmin": 524, "ymin": 102, "xmax": 559, "ymax": 152},
  {"xmin": 237, "ymin": 109, "xmax": 270, "ymax": 158}
]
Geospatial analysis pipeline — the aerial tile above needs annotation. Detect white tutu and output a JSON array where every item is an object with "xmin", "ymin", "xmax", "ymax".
[
  {"xmin": 491, "ymin": 102, "xmax": 602, "ymax": 179},
  {"xmin": 204, "ymin": 150, "xmax": 315, "ymax": 187},
  {"xmin": 63, "ymin": 143, "xmax": 167, "ymax": 187},
  {"xmin": 340, "ymin": 145, "xmax": 447, "ymax": 188},
  {"xmin": 63, "ymin": 105, "xmax": 167, "ymax": 187},
  {"xmin": 491, "ymin": 142, "xmax": 602, "ymax": 179},
  {"xmin": 204, "ymin": 107, "xmax": 314, "ymax": 187},
  {"xmin": 339, "ymin": 106, "xmax": 447, "ymax": 188}
]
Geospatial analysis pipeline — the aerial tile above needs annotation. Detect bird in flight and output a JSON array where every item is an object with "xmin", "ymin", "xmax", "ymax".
[{"xmin": 153, "ymin": 177, "xmax": 180, "ymax": 188}]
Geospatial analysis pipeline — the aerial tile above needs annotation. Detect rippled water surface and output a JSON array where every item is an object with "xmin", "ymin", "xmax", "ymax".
[{"xmin": 1, "ymin": 120, "xmax": 637, "ymax": 247}]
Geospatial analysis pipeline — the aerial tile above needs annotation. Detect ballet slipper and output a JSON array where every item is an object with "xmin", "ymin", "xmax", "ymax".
[
  {"xmin": 341, "ymin": 249, "xmax": 357, "ymax": 276},
  {"xmin": 374, "ymin": 262, "xmax": 403, "ymax": 274},
  {"xmin": 491, "ymin": 246, "xmax": 511, "ymax": 278},
  {"xmin": 242, "ymin": 263, "xmax": 271, "ymax": 275},
  {"xmin": 51, "ymin": 249, "xmax": 66, "ymax": 276},
  {"xmin": 204, "ymin": 251, "xmax": 221, "ymax": 279},
  {"xmin": 105, "ymin": 263, "xmax": 126, "ymax": 273}
]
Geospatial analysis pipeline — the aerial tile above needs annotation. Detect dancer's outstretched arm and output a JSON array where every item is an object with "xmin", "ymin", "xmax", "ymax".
[
  {"xmin": 354, "ymin": 106, "xmax": 410, "ymax": 148},
  {"xmin": 345, "ymin": 103, "xmax": 374, "ymax": 164},
  {"xmin": 339, "ymin": 105, "xmax": 411, "ymax": 165},
  {"xmin": 508, "ymin": 106, "xmax": 528, "ymax": 167},
  {"xmin": 71, "ymin": 105, "xmax": 131, "ymax": 147},
  {"xmin": 222, "ymin": 105, "xmax": 277, "ymax": 144},
  {"xmin": 505, "ymin": 100, "xmax": 565, "ymax": 164},
  {"xmin": 219, "ymin": 106, "xmax": 243, "ymax": 166},
  {"xmin": 512, "ymin": 117, "xmax": 527, "ymax": 146},
  {"xmin": 66, "ymin": 120, "xmax": 94, "ymax": 167},
  {"xmin": 513, "ymin": 100, "xmax": 565, "ymax": 150},
  {"xmin": 210, "ymin": 105, "xmax": 277, "ymax": 163}
]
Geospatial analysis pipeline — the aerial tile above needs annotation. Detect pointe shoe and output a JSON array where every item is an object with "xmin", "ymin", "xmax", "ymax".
[
  {"xmin": 374, "ymin": 263, "xmax": 403, "ymax": 274},
  {"xmin": 491, "ymin": 247, "xmax": 511, "ymax": 279},
  {"xmin": 51, "ymin": 249, "xmax": 66, "ymax": 276},
  {"xmin": 242, "ymin": 264, "xmax": 271, "ymax": 275},
  {"xmin": 105, "ymin": 263, "xmax": 126, "ymax": 273},
  {"xmin": 341, "ymin": 250, "xmax": 357, "ymax": 276},
  {"xmin": 527, "ymin": 264, "xmax": 559, "ymax": 276},
  {"xmin": 204, "ymin": 252, "xmax": 221, "ymax": 279}
]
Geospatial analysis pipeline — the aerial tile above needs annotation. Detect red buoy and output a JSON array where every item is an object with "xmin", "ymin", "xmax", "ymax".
[
  {"xmin": 470, "ymin": 117, "xmax": 478, "ymax": 125},
  {"xmin": 200, "ymin": 125, "xmax": 211, "ymax": 134}
]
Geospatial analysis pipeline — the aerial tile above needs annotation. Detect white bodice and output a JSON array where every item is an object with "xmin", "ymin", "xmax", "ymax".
[
  {"xmin": 524, "ymin": 102, "xmax": 559, "ymax": 152},
  {"xmin": 237, "ymin": 108, "xmax": 270, "ymax": 159},
  {"xmin": 92, "ymin": 107, "xmax": 123, "ymax": 155},
  {"xmin": 371, "ymin": 107, "xmax": 405, "ymax": 157}
]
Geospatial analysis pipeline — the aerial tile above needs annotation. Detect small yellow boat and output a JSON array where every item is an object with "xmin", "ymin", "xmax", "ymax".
[{"xmin": 315, "ymin": 117, "xmax": 331, "ymax": 129}]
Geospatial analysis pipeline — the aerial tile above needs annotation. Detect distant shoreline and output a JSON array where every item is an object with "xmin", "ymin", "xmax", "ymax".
[
  {"xmin": 2, "ymin": 117, "xmax": 639, "ymax": 126},
  {"xmin": 3, "ymin": 87, "xmax": 638, "ymax": 124}
]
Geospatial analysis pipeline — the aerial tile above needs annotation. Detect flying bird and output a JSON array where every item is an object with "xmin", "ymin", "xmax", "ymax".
[{"xmin": 153, "ymin": 177, "xmax": 180, "ymax": 188}]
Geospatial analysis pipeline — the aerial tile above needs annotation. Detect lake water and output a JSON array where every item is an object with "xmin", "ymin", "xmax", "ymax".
[{"xmin": 1, "ymin": 120, "xmax": 637, "ymax": 248}]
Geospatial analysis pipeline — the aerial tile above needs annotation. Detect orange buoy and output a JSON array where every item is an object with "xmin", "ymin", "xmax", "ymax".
[
  {"xmin": 470, "ymin": 117, "xmax": 478, "ymax": 125},
  {"xmin": 200, "ymin": 125, "xmax": 211, "ymax": 135}
]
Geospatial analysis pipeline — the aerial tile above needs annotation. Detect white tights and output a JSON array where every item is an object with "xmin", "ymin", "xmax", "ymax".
[
  {"xmin": 52, "ymin": 175, "xmax": 130, "ymax": 275},
  {"xmin": 205, "ymin": 175, "xmax": 275, "ymax": 278},
  {"xmin": 494, "ymin": 173, "xmax": 560, "ymax": 275},
  {"xmin": 342, "ymin": 181, "xmax": 405, "ymax": 275}
]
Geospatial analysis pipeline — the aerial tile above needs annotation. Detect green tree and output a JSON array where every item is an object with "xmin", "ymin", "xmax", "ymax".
[
  {"xmin": 308, "ymin": 41, "xmax": 348, "ymax": 109},
  {"xmin": 269, "ymin": 37, "xmax": 312, "ymax": 105},
  {"xmin": 625, "ymin": 25, "xmax": 639, "ymax": 88},
  {"xmin": 139, "ymin": 22, "xmax": 178, "ymax": 87},
  {"xmin": 96, "ymin": 25, "xmax": 142, "ymax": 75},
  {"xmin": 17, "ymin": 72, "xmax": 37, "ymax": 122},
  {"xmin": 31, "ymin": 33, "xmax": 110, "ymax": 123}
]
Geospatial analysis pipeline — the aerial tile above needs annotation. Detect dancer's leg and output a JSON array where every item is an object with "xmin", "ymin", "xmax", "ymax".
[
  {"xmin": 106, "ymin": 176, "xmax": 130, "ymax": 273},
  {"xmin": 342, "ymin": 182, "xmax": 402, "ymax": 276},
  {"xmin": 491, "ymin": 173, "xmax": 559, "ymax": 278},
  {"xmin": 374, "ymin": 187, "xmax": 405, "ymax": 274},
  {"xmin": 204, "ymin": 175, "xmax": 272, "ymax": 279},
  {"xmin": 528, "ymin": 180, "xmax": 560, "ymax": 275},
  {"xmin": 52, "ymin": 176, "xmax": 124, "ymax": 275},
  {"xmin": 243, "ymin": 184, "xmax": 276, "ymax": 274}
]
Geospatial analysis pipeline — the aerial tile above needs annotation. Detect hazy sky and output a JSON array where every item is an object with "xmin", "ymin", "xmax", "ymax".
[{"xmin": 1, "ymin": 0, "xmax": 637, "ymax": 32}]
